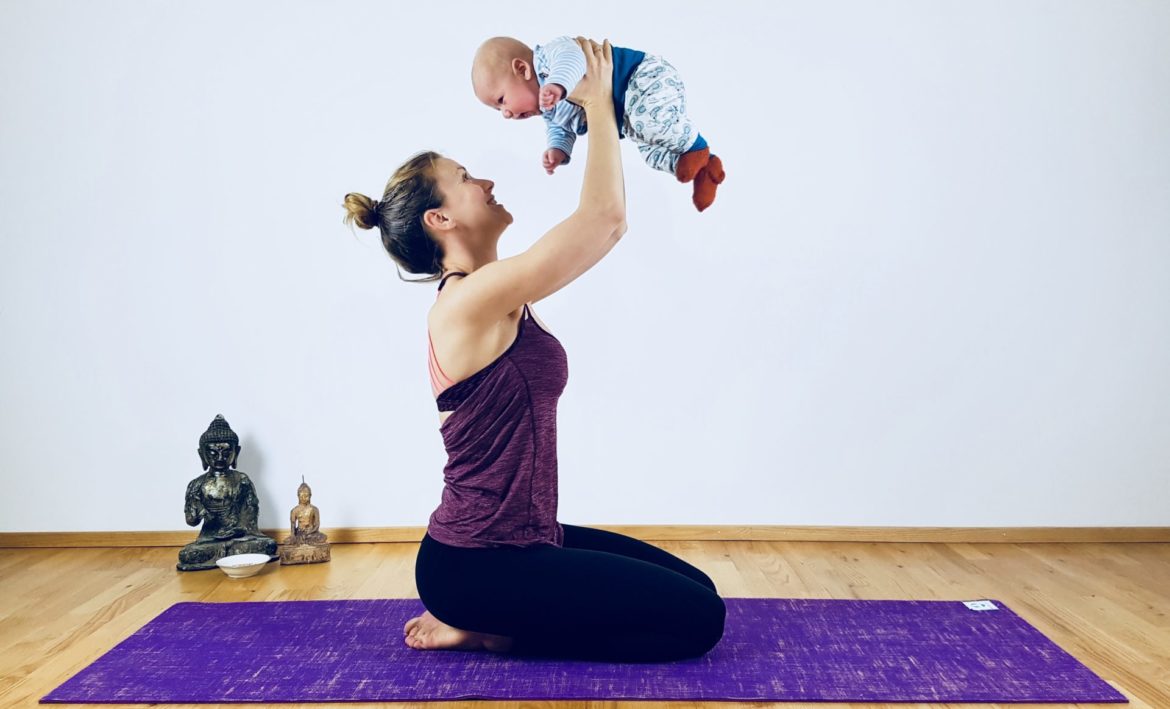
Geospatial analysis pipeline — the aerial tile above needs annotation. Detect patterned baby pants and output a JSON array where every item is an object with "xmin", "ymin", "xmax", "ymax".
[{"xmin": 622, "ymin": 54, "xmax": 703, "ymax": 176}]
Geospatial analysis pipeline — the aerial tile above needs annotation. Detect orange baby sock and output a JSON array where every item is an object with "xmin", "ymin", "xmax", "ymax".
[
  {"xmin": 692, "ymin": 154, "xmax": 725, "ymax": 212},
  {"xmin": 675, "ymin": 147, "xmax": 710, "ymax": 183}
]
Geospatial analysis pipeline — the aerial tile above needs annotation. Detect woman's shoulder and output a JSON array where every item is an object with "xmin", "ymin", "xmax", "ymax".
[
  {"xmin": 428, "ymin": 275, "xmax": 471, "ymax": 330},
  {"xmin": 429, "ymin": 274, "xmax": 522, "ymax": 344}
]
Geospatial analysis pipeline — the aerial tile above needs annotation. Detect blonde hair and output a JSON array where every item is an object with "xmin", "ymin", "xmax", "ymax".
[{"xmin": 343, "ymin": 150, "xmax": 446, "ymax": 283}]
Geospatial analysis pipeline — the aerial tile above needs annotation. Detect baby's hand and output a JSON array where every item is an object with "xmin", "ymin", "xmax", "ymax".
[
  {"xmin": 542, "ymin": 148, "xmax": 568, "ymax": 175},
  {"xmin": 539, "ymin": 83, "xmax": 565, "ymax": 112}
]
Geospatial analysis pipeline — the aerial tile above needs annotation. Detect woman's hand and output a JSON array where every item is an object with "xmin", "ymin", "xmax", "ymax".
[{"xmin": 566, "ymin": 37, "xmax": 613, "ymax": 111}]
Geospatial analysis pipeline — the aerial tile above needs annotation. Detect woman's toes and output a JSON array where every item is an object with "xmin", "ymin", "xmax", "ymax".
[{"xmin": 404, "ymin": 610, "xmax": 434, "ymax": 637}]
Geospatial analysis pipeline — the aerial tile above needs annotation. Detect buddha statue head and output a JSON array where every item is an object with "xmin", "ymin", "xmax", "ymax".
[{"xmin": 199, "ymin": 414, "xmax": 240, "ymax": 473}]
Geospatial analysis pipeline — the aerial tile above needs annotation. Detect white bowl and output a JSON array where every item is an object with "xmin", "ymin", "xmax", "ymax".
[{"xmin": 215, "ymin": 553, "xmax": 273, "ymax": 578}]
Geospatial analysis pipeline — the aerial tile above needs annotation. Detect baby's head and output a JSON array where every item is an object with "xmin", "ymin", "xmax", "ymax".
[{"xmin": 472, "ymin": 36, "xmax": 540, "ymax": 120}]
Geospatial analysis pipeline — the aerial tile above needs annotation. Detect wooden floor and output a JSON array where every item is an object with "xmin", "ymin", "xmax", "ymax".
[{"xmin": 1, "ymin": 539, "xmax": 1167, "ymax": 708}]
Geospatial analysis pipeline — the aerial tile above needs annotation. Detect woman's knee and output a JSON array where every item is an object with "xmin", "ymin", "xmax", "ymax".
[
  {"xmin": 697, "ymin": 592, "xmax": 726, "ymax": 650},
  {"xmin": 667, "ymin": 587, "xmax": 726, "ymax": 648},
  {"xmin": 690, "ymin": 568, "xmax": 718, "ymax": 594},
  {"xmin": 667, "ymin": 592, "xmax": 726, "ymax": 659}
]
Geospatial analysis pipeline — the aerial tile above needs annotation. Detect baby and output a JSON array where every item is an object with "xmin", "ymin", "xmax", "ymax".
[{"xmin": 472, "ymin": 35, "xmax": 725, "ymax": 212}]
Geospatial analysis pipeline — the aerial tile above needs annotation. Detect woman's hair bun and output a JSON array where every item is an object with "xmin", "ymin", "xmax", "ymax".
[{"xmin": 342, "ymin": 192, "xmax": 380, "ymax": 230}]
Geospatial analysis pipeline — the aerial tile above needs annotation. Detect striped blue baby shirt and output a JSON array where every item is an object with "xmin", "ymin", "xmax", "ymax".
[{"xmin": 532, "ymin": 36, "xmax": 647, "ymax": 163}]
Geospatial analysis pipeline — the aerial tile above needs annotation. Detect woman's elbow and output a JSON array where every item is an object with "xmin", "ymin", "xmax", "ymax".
[{"xmin": 600, "ymin": 207, "xmax": 626, "ymax": 235}]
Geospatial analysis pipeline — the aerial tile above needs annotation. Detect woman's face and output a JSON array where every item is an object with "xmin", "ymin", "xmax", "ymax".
[{"xmin": 429, "ymin": 157, "xmax": 512, "ymax": 237}]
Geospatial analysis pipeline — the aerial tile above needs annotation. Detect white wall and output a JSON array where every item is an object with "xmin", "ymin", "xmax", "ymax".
[{"xmin": 1, "ymin": 0, "xmax": 1167, "ymax": 533}]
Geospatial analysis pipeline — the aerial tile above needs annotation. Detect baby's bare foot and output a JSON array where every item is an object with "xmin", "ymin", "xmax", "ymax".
[{"xmin": 404, "ymin": 610, "xmax": 514, "ymax": 652}]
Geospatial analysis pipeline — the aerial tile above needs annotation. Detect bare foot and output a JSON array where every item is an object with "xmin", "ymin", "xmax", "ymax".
[{"xmin": 404, "ymin": 610, "xmax": 514, "ymax": 653}]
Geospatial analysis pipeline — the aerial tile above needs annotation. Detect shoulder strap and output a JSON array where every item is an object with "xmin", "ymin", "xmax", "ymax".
[{"xmin": 437, "ymin": 271, "xmax": 469, "ymax": 291}]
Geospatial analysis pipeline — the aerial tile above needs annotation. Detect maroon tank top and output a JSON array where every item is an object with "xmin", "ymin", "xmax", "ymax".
[{"xmin": 425, "ymin": 271, "xmax": 568, "ymax": 549}]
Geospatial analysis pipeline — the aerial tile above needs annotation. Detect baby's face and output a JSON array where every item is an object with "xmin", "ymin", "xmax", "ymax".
[{"xmin": 474, "ymin": 61, "xmax": 540, "ymax": 120}]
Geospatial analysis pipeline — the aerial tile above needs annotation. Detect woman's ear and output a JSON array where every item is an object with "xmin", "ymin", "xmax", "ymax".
[{"xmin": 423, "ymin": 208, "xmax": 453, "ymax": 232}]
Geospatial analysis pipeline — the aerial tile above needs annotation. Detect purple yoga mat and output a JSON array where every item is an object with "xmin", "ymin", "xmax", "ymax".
[{"xmin": 42, "ymin": 597, "xmax": 1127, "ymax": 703}]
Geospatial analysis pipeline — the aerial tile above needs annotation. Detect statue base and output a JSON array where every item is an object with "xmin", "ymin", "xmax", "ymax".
[
  {"xmin": 279, "ymin": 542, "xmax": 331, "ymax": 565},
  {"xmin": 177, "ymin": 534, "xmax": 278, "ymax": 572}
]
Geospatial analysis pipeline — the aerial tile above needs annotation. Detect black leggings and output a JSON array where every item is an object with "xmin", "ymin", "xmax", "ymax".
[{"xmin": 415, "ymin": 524, "xmax": 726, "ymax": 663}]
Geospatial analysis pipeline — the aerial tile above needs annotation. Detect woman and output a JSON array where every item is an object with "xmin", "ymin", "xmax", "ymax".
[{"xmin": 343, "ymin": 38, "xmax": 725, "ymax": 663}]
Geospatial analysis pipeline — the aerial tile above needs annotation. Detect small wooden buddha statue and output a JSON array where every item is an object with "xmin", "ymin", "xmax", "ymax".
[{"xmin": 279, "ymin": 478, "xmax": 331, "ymax": 565}]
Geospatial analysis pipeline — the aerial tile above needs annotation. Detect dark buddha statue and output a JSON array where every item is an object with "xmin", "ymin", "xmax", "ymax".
[{"xmin": 177, "ymin": 414, "xmax": 277, "ymax": 571}]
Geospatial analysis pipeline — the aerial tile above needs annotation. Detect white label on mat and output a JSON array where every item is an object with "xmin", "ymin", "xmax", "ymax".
[{"xmin": 963, "ymin": 600, "xmax": 998, "ymax": 611}]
